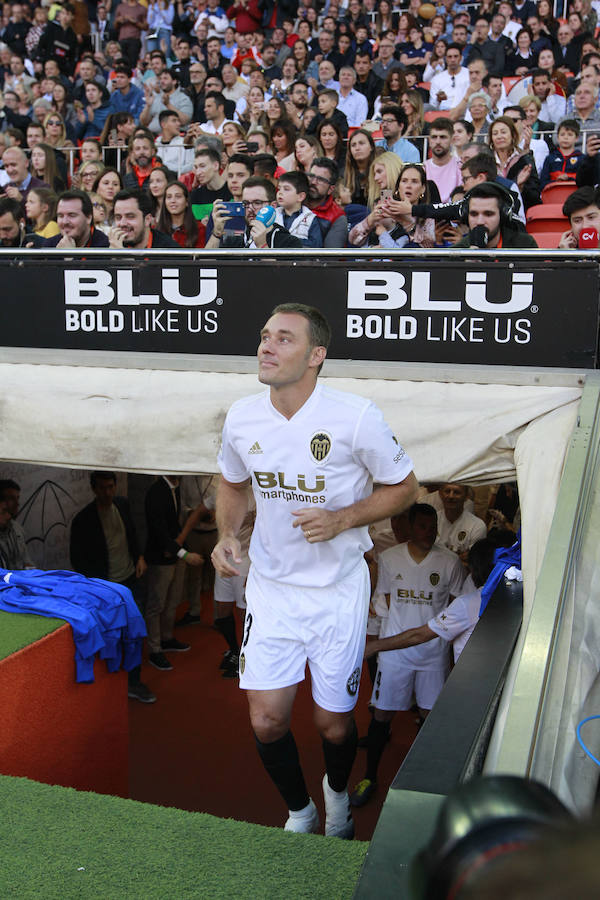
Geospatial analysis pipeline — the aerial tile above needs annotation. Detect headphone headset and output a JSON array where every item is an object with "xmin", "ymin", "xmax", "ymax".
[{"xmin": 459, "ymin": 181, "xmax": 517, "ymax": 226}]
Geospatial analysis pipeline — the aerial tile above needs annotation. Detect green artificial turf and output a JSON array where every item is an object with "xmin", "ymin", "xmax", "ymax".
[
  {"xmin": 0, "ymin": 611, "xmax": 64, "ymax": 662},
  {"xmin": 1, "ymin": 775, "xmax": 367, "ymax": 899}
]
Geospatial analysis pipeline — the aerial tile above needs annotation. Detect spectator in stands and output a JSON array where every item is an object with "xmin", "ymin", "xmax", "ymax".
[
  {"xmin": 553, "ymin": 23, "xmax": 581, "ymax": 74},
  {"xmin": 374, "ymin": 68, "xmax": 408, "ymax": 117},
  {"xmin": 155, "ymin": 110, "xmax": 193, "ymax": 174},
  {"xmin": 376, "ymin": 164, "xmax": 438, "ymax": 248},
  {"xmin": 123, "ymin": 133, "xmax": 161, "ymax": 190},
  {"xmin": 425, "ymin": 118, "xmax": 463, "ymax": 202},
  {"xmin": 506, "ymin": 26, "xmax": 539, "ymax": 75},
  {"xmin": 537, "ymin": 0, "xmax": 559, "ymax": 41},
  {"xmin": 401, "ymin": 89, "xmax": 428, "ymax": 156},
  {"xmin": 0, "ymin": 486, "xmax": 34, "ymax": 570},
  {"xmin": 453, "ymin": 118, "xmax": 475, "ymax": 154},
  {"xmin": 75, "ymin": 80, "xmax": 111, "ymax": 140},
  {"xmin": 344, "ymin": 128, "xmax": 376, "ymax": 206},
  {"xmin": 147, "ymin": 165, "xmax": 176, "ymax": 221},
  {"xmin": 348, "ymin": 151, "xmax": 404, "ymax": 247},
  {"xmin": 503, "ymin": 103, "xmax": 549, "ymax": 175},
  {"xmin": 141, "ymin": 69, "xmax": 193, "ymax": 134},
  {"xmin": 466, "ymin": 16, "xmax": 505, "ymax": 75},
  {"xmin": 3, "ymin": 145, "xmax": 48, "ymax": 205},
  {"xmin": 336, "ymin": 66, "xmax": 369, "ymax": 128},
  {"xmin": 93, "ymin": 168, "xmax": 123, "ymax": 224},
  {"xmin": 558, "ymin": 185, "xmax": 600, "ymax": 247},
  {"xmin": 0, "ymin": 196, "xmax": 40, "ymax": 246},
  {"xmin": 540, "ymin": 119, "xmax": 582, "ymax": 187},
  {"xmin": 274, "ymin": 170, "xmax": 323, "ymax": 247},
  {"xmin": 38, "ymin": 4, "xmax": 78, "ymax": 77},
  {"xmin": 467, "ymin": 91, "xmax": 492, "ymax": 143},
  {"xmin": 375, "ymin": 105, "xmax": 421, "ymax": 162},
  {"xmin": 488, "ymin": 115, "xmax": 541, "ymax": 209},
  {"xmin": 372, "ymin": 33, "xmax": 400, "ymax": 81},
  {"xmin": 113, "ymin": 0, "xmax": 148, "ymax": 71},
  {"xmin": 43, "ymin": 189, "xmax": 110, "ymax": 247},
  {"xmin": 189, "ymin": 146, "xmax": 232, "ymax": 222},
  {"xmin": 109, "ymin": 65, "xmax": 145, "ymax": 122},
  {"xmin": 108, "ymin": 187, "xmax": 179, "ymax": 248},
  {"xmin": 158, "ymin": 181, "xmax": 206, "ymax": 248},
  {"xmin": 454, "ymin": 182, "xmax": 538, "ymax": 249},
  {"xmin": 354, "ymin": 51, "xmax": 383, "ymax": 119},
  {"xmin": 225, "ymin": 153, "xmax": 254, "ymax": 200},
  {"xmin": 25, "ymin": 187, "xmax": 59, "ymax": 239},
  {"xmin": 208, "ymin": 176, "xmax": 303, "ymax": 248},
  {"xmin": 530, "ymin": 68, "xmax": 567, "ymax": 124},
  {"xmin": 306, "ymin": 157, "xmax": 348, "ymax": 247},
  {"xmin": 306, "ymin": 88, "xmax": 349, "ymax": 138},
  {"xmin": 294, "ymin": 134, "xmax": 324, "ymax": 173},
  {"xmin": 316, "ymin": 119, "xmax": 346, "ymax": 178},
  {"xmin": 564, "ymin": 84, "xmax": 600, "ymax": 146},
  {"xmin": 519, "ymin": 93, "xmax": 555, "ymax": 142}
]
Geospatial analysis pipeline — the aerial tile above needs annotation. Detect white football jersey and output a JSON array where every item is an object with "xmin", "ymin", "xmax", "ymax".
[
  {"xmin": 376, "ymin": 541, "xmax": 465, "ymax": 669},
  {"xmin": 428, "ymin": 589, "xmax": 482, "ymax": 662},
  {"xmin": 437, "ymin": 509, "xmax": 486, "ymax": 557},
  {"xmin": 218, "ymin": 384, "xmax": 413, "ymax": 587}
]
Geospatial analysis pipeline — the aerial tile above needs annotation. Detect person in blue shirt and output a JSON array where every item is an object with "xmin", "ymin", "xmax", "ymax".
[
  {"xmin": 108, "ymin": 64, "xmax": 145, "ymax": 123},
  {"xmin": 376, "ymin": 105, "xmax": 421, "ymax": 163}
]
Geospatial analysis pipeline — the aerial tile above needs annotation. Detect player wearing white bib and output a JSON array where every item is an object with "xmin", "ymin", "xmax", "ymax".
[
  {"xmin": 211, "ymin": 303, "xmax": 417, "ymax": 838},
  {"xmin": 350, "ymin": 503, "xmax": 464, "ymax": 808}
]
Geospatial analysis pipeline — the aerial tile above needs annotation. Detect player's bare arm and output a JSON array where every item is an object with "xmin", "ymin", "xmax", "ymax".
[
  {"xmin": 211, "ymin": 475, "xmax": 250, "ymax": 577},
  {"xmin": 292, "ymin": 471, "xmax": 418, "ymax": 543},
  {"xmin": 364, "ymin": 623, "xmax": 437, "ymax": 659}
]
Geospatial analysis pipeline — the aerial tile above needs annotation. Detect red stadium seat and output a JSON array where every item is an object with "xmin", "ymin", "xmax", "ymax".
[
  {"xmin": 541, "ymin": 182, "xmax": 577, "ymax": 205},
  {"xmin": 503, "ymin": 76, "xmax": 521, "ymax": 92},
  {"xmin": 418, "ymin": 82, "xmax": 431, "ymax": 90},
  {"xmin": 526, "ymin": 204, "xmax": 569, "ymax": 232},
  {"xmin": 526, "ymin": 230, "xmax": 566, "ymax": 248},
  {"xmin": 424, "ymin": 109, "xmax": 444, "ymax": 122}
]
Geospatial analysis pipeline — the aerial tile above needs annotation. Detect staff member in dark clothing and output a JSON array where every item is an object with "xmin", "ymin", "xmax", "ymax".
[{"xmin": 70, "ymin": 471, "xmax": 155, "ymax": 704}]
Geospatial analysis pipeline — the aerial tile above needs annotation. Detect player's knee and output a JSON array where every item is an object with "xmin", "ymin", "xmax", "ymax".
[
  {"xmin": 250, "ymin": 709, "xmax": 290, "ymax": 743},
  {"xmin": 317, "ymin": 717, "xmax": 353, "ymax": 744}
]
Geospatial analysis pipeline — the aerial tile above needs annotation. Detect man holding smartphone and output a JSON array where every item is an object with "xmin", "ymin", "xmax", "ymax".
[{"xmin": 206, "ymin": 177, "xmax": 303, "ymax": 249}]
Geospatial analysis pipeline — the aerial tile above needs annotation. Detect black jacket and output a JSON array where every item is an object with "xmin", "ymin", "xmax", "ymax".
[
  {"xmin": 37, "ymin": 21, "xmax": 78, "ymax": 75},
  {"xmin": 221, "ymin": 222, "xmax": 303, "ymax": 248},
  {"xmin": 70, "ymin": 496, "xmax": 140, "ymax": 580},
  {"xmin": 455, "ymin": 226, "xmax": 538, "ymax": 248},
  {"xmin": 144, "ymin": 478, "xmax": 183, "ymax": 566},
  {"xmin": 43, "ymin": 227, "xmax": 110, "ymax": 247}
]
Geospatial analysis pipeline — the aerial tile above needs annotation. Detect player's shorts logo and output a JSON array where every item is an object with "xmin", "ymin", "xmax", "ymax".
[
  {"xmin": 240, "ymin": 653, "xmax": 246, "ymax": 674},
  {"xmin": 310, "ymin": 431, "xmax": 332, "ymax": 463},
  {"xmin": 458, "ymin": 531, "xmax": 466, "ymax": 542},
  {"xmin": 346, "ymin": 666, "xmax": 361, "ymax": 696},
  {"xmin": 430, "ymin": 573, "xmax": 440, "ymax": 586}
]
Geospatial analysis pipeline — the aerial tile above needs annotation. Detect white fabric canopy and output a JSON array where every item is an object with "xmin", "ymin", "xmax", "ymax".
[{"xmin": 0, "ymin": 361, "xmax": 581, "ymax": 608}]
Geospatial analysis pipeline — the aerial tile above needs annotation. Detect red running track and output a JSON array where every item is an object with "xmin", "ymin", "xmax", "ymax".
[{"xmin": 129, "ymin": 598, "xmax": 418, "ymax": 841}]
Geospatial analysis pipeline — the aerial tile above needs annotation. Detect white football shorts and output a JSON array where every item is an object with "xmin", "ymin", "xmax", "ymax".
[
  {"xmin": 214, "ymin": 557, "xmax": 249, "ymax": 609},
  {"xmin": 371, "ymin": 653, "xmax": 449, "ymax": 711},
  {"xmin": 239, "ymin": 561, "xmax": 370, "ymax": 713}
]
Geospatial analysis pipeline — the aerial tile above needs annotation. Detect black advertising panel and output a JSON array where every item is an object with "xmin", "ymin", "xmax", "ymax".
[{"xmin": 0, "ymin": 253, "xmax": 597, "ymax": 368}]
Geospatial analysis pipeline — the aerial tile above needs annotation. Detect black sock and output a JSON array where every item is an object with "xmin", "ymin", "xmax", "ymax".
[
  {"xmin": 322, "ymin": 719, "xmax": 358, "ymax": 793},
  {"xmin": 214, "ymin": 614, "xmax": 239, "ymax": 654},
  {"xmin": 367, "ymin": 654, "xmax": 377, "ymax": 687},
  {"xmin": 255, "ymin": 731, "xmax": 310, "ymax": 811},
  {"xmin": 365, "ymin": 719, "xmax": 390, "ymax": 782},
  {"xmin": 128, "ymin": 664, "xmax": 141, "ymax": 686}
]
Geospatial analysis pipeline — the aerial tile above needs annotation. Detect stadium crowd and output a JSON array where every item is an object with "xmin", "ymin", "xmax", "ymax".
[{"xmin": 0, "ymin": 0, "xmax": 599, "ymax": 249}]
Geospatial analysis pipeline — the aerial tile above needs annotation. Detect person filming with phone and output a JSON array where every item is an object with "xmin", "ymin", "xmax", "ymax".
[{"xmin": 205, "ymin": 176, "xmax": 303, "ymax": 249}]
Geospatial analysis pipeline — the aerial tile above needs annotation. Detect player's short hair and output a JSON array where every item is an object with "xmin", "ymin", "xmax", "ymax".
[
  {"xmin": 557, "ymin": 117, "xmax": 581, "ymax": 136},
  {"xmin": 463, "ymin": 153, "xmax": 497, "ymax": 180},
  {"xmin": 58, "ymin": 189, "xmax": 93, "ymax": 218},
  {"xmin": 429, "ymin": 117, "xmax": 454, "ymax": 136},
  {"xmin": 0, "ymin": 479, "xmax": 20, "ymax": 497},
  {"xmin": 194, "ymin": 146, "xmax": 221, "ymax": 166},
  {"xmin": 90, "ymin": 471, "xmax": 117, "ymax": 488},
  {"xmin": 270, "ymin": 303, "xmax": 331, "ymax": 354},
  {"xmin": 407, "ymin": 502, "xmax": 438, "ymax": 525},
  {"xmin": 468, "ymin": 538, "xmax": 497, "ymax": 588}
]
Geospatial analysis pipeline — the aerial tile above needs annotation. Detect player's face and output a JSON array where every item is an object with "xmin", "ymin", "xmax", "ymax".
[
  {"xmin": 93, "ymin": 477, "xmax": 116, "ymax": 507},
  {"xmin": 2, "ymin": 488, "xmax": 19, "ymax": 517},
  {"xmin": 410, "ymin": 513, "xmax": 437, "ymax": 552},
  {"xmin": 258, "ymin": 312, "xmax": 321, "ymax": 388},
  {"xmin": 440, "ymin": 483, "xmax": 467, "ymax": 514}
]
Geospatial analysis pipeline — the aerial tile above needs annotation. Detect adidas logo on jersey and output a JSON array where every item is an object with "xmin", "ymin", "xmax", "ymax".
[{"xmin": 248, "ymin": 442, "xmax": 263, "ymax": 454}]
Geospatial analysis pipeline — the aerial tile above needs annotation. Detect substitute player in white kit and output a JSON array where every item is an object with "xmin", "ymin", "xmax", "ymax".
[{"xmin": 211, "ymin": 303, "xmax": 417, "ymax": 838}]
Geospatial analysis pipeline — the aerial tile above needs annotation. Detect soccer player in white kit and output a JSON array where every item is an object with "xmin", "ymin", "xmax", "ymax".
[
  {"xmin": 211, "ymin": 303, "xmax": 417, "ymax": 837},
  {"xmin": 350, "ymin": 503, "xmax": 464, "ymax": 808}
]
